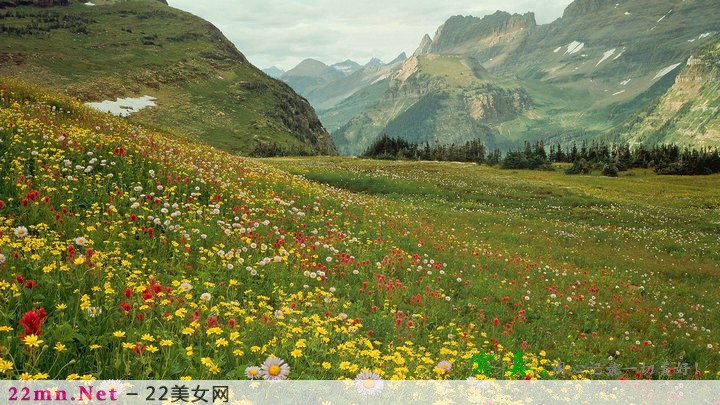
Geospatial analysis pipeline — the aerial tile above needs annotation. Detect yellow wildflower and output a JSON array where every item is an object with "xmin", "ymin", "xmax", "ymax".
[{"xmin": 23, "ymin": 334, "xmax": 44, "ymax": 348}]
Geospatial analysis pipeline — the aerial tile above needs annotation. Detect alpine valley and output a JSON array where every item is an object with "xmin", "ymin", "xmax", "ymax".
[{"xmin": 277, "ymin": 0, "xmax": 720, "ymax": 156}]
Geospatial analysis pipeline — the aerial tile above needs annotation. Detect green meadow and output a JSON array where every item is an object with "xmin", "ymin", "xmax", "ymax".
[{"xmin": 1, "ymin": 79, "xmax": 719, "ymax": 380}]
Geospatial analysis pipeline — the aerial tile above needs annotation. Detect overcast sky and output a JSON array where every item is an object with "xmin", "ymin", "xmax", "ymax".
[{"xmin": 167, "ymin": 0, "xmax": 574, "ymax": 71}]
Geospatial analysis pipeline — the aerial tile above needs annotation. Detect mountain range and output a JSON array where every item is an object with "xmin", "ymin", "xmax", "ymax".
[
  {"xmin": 277, "ymin": 0, "xmax": 720, "ymax": 155},
  {"xmin": 0, "ymin": 0, "xmax": 336, "ymax": 155}
]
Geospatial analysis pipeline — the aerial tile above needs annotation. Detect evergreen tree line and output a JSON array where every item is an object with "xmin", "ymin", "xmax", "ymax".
[
  {"xmin": 360, "ymin": 134, "xmax": 502, "ymax": 164},
  {"xmin": 361, "ymin": 134, "xmax": 720, "ymax": 175},
  {"xmin": 249, "ymin": 140, "xmax": 317, "ymax": 158}
]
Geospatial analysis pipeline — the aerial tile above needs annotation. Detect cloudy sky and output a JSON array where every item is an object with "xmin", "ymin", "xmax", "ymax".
[{"xmin": 167, "ymin": 0, "xmax": 574, "ymax": 71}]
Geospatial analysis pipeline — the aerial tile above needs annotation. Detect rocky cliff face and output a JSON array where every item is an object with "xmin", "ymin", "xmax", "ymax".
[
  {"xmin": 415, "ymin": 11, "xmax": 537, "ymax": 69},
  {"xmin": 273, "ymin": 82, "xmax": 338, "ymax": 155}
]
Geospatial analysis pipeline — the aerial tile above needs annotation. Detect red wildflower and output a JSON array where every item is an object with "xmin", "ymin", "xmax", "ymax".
[
  {"xmin": 133, "ymin": 342, "xmax": 145, "ymax": 356},
  {"xmin": 19, "ymin": 308, "xmax": 47, "ymax": 338}
]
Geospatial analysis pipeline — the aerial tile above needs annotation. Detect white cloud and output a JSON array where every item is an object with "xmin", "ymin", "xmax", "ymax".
[{"xmin": 167, "ymin": 0, "xmax": 572, "ymax": 70}]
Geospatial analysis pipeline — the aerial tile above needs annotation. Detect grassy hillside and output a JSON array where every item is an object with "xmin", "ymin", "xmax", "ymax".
[
  {"xmin": 0, "ymin": 0, "xmax": 336, "ymax": 155},
  {"xmin": 2, "ymin": 79, "xmax": 719, "ymax": 380}
]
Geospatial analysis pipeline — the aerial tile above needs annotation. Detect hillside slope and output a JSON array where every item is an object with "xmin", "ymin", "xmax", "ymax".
[
  {"xmin": 614, "ymin": 40, "xmax": 720, "ymax": 147},
  {"xmin": 0, "ymin": 0, "xmax": 336, "ymax": 155}
]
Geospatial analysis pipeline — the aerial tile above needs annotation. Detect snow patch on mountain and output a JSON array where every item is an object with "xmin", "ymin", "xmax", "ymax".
[
  {"xmin": 652, "ymin": 63, "xmax": 682, "ymax": 80},
  {"xmin": 564, "ymin": 41, "xmax": 585, "ymax": 55},
  {"xmin": 613, "ymin": 48, "xmax": 625, "ymax": 60},
  {"xmin": 86, "ymin": 96, "xmax": 157, "ymax": 117},
  {"xmin": 596, "ymin": 49, "xmax": 616, "ymax": 66},
  {"xmin": 657, "ymin": 9, "xmax": 672, "ymax": 23}
]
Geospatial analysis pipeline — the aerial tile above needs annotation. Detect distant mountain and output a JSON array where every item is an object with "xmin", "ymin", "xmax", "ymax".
[
  {"xmin": 262, "ymin": 66, "xmax": 285, "ymax": 78},
  {"xmin": 279, "ymin": 58, "xmax": 345, "ymax": 98},
  {"xmin": 278, "ymin": 56, "xmax": 407, "ymax": 131},
  {"xmin": 0, "ymin": 0, "xmax": 336, "ymax": 155},
  {"xmin": 365, "ymin": 57, "xmax": 384, "ymax": 67},
  {"xmin": 319, "ymin": 0, "xmax": 720, "ymax": 155},
  {"xmin": 331, "ymin": 60, "xmax": 362, "ymax": 75}
]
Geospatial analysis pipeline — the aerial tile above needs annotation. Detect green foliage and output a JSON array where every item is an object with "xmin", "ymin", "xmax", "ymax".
[
  {"xmin": 601, "ymin": 163, "xmax": 619, "ymax": 177},
  {"xmin": 500, "ymin": 141, "xmax": 552, "ymax": 170}
]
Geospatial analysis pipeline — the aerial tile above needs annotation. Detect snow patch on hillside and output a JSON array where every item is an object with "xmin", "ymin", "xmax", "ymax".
[
  {"xmin": 689, "ymin": 32, "xmax": 714, "ymax": 42},
  {"xmin": 596, "ymin": 49, "xmax": 616, "ymax": 66},
  {"xmin": 656, "ymin": 9, "xmax": 672, "ymax": 23},
  {"xmin": 652, "ymin": 63, "xmax": 682, "ymax": 80},
  {"xmin": 86, "ymin": 96, "xmax": 157, "ymax": 117},
  {"xmin": 612, "ymin": 48, "xmax": 625, "ymax": 60},
  {"xmin": 564, "ymin": 41, "xmax": 584, "ymax": 55}
]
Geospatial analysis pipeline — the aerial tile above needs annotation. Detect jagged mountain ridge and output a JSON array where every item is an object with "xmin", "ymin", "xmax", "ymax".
[
  {"xmin": 280, "ymin": 0, "xmax": 719, "ymax": 155},
  {"xmin": 0, "ymin": 0, "xmax": 336, "ymax": 155}
]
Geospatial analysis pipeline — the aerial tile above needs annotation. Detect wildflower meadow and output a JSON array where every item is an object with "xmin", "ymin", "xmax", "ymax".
[{"xmin": 0, "ymin": 79, "xmax": 719, "ymax": 381}]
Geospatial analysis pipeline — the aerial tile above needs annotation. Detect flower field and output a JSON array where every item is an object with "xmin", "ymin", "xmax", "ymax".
[{"xmin": 1, "ymin": 79, "xmax": 719, "ymax": 380}]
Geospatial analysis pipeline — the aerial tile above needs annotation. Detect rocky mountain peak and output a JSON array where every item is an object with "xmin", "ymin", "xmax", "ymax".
[
  {"xmin": 389, "ymin": 52, "xmax": 408, "ymax": 65},
  {"xmin": 414, "ymin": 34, "xmax": 433, "ymax": 56}
]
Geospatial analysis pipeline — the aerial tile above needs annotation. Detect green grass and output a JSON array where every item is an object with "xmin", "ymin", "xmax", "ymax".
[{"xmin": 264, "ymin": 156, "xmax": 720, "ymax": 281}]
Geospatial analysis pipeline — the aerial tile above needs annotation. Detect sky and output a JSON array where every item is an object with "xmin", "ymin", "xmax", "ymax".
[{"xmin": 166, "ymin": 0, "xmax": 574, "ymax": 71}]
